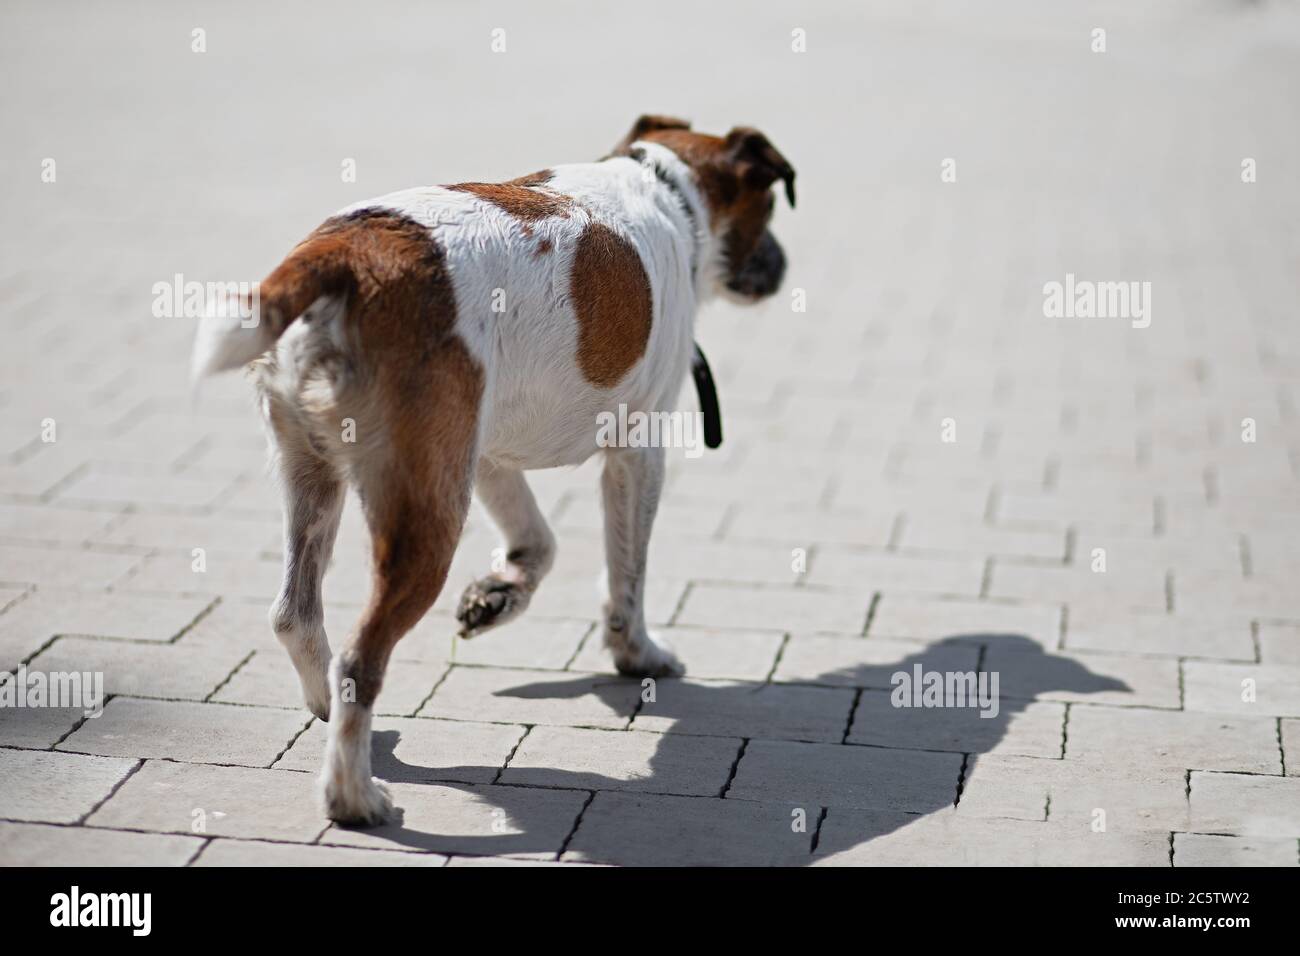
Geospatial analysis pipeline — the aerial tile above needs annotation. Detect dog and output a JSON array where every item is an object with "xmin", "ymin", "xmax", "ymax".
[{"xmin": 191, "ymin": 115, "xmax": 795, "ymax": 825}]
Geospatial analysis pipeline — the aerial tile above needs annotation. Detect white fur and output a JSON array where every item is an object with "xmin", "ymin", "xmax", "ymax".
[{"xmin": 338, "ymin": 144, "xmax": 721, "ymax": 472}]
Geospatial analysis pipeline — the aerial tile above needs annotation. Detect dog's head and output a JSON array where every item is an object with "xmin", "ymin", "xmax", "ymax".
[{"xmin": 613, "ymin": 115, "xmax": 795, "ymax": 303}]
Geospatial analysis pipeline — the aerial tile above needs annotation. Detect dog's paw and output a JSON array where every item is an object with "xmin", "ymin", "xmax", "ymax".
[
  {"xmin": 456, "ymin": 576, "xmax": 528, "ymax": 638},
  {"xmin": 611, "ymin": 632, "xmax": 686, "ymax": 678},
  {"xmin": 276, "ymin": 632, "xmax": 332, "ymax": 721},
  {"xmin": 321, "ymin": 774, "xmax": 395, "ymax": 827}
]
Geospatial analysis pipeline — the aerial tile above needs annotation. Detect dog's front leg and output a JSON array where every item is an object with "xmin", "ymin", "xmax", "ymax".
[
  {"xmin": 599, "ymin": 445, "xmax": 684, "ymax": 677},
  {"xmin": 455, "ymin": 459, "xmax": 556, "ymax": 637}
]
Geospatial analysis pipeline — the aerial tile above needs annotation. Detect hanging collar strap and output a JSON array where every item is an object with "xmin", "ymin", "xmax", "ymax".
[{"xmin": 691, "ymin": 343, "xmax": 722, "ymax": 450}]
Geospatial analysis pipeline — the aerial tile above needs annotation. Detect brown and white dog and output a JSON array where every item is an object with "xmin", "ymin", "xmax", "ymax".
[{"xmin": 191, "ymin": 115, "xmax": 795, "ymax": 825}]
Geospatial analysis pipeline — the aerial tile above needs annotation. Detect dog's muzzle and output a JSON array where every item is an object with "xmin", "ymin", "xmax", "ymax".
[{"xmin": 725, "ymin": 230, "xmax": 787, "ymax": 300}]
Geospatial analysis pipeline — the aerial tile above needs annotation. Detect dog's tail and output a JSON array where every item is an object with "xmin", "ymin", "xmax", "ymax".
[{"xmin": 190, "ymin": 236, "xmax": 354, "ymax": 382}]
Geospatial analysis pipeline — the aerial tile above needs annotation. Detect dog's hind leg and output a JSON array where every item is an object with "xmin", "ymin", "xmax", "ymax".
[
  {"xmin": 455, "ymin": 459, "xmax": 556, "ymax": 638},
  {"xmin": 266, "ymin": 398, "xmax": 345, "ymax": 722},
  {"xmin": 320, "ymin": 349, "xmax": 481, "ymax": 826},
  {"xmin": 599, "ymin": 445, "xmax": 684, "ymax": 677}
]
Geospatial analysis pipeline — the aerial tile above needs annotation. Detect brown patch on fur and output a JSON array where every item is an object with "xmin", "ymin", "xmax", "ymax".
[
  {"xmin": 534, "ymin": 237, "xmax": 553, "ymax": 257},
  {"xmin": 507, "ymin": 169, "xmax": 555, "ymax": 187},
  {"xmin": 256, "ymin": 208, "xmax": 483, "ymax": 708},
  {"xmin": 569, "ymin": 222, "xmax": 653, "ymax": 388},
  {"xmin": 446, "ymin": 179, "xmax": 571, "ymax": 233}
]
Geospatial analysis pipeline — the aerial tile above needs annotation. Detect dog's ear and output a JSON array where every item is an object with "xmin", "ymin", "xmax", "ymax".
[
  {"xmin": 613, "ymin": 114, "xmax": 691, "ymax": 153},
  {"xmin": 725, "ymin": 127, "xmax": 796, "ymax": 208}
]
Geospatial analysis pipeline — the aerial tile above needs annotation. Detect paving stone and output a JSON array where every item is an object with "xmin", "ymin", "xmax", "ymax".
[
  {"xmin": 178, "ymin": 598, "xmax": 282, "ymax": 654},
  {"xmin": 1173, "ymin": 833, "xmax": 1299, "ymax": 867},
  {"xmin": 813, "ymin": 807, "xmax": 1170, "ymax": 865},
  {"xmin": 91, "ymin": 511, "xmax": 280, "ymax": 553},
  {"xmin": 845, "ymin": 689, "xmax": 1065, "ymax": 758},
  {"xmin": 773, "ymin": 634, "xmax": 980, "ymax": 688},
  {"xmin": 1183, "ymin": 661, "xmax": 1300, "ymax": 717},
  {"xmin": 117, "ymin": 552, "xmax": 289, "ymax": 602},
  {"xmin": 1188, "ymin": 771, "xmax": 1300, "ymax": 837},
  {"xmin": 418, "ymin": 667, "xmax": 641, "ymax": 730},
  {"xmin": 564, "ymin": 791, "xmax": 812, "ymax": 866},
  {"xmin": 0, "ymin": 705, "xmax": 85, "ymax": 748},
  {"xmin": 0, "ymin": 544, "xmax": 141, "ymax": 591},
  {"xmin": 0, "ymin": 589, "xmax": 209, "ymax": 646},
  {"xmin": 958, "ymin": 754, "xmax": 1191, "ymax": 832},
  {"xmin": 984, "ymin": 646, "xmax": 1176, "ymax": 708},
  {"xmin": 320, "ymin": 782, "xmax": 586, "ymax": 858},
  {"xmin": 869, "ymin": 595, "xmax": 1062, "ymax": 648},
  {"xmin": 0, "ymin": 822, "xmax": 202, "ymax": 866},
  {"xmin": 1065, "ymin": 706, "xmax": 1281, "ymax": 774},
  {"xmin": 0, "ymin": 748, "xmax": 136, "ymax": 823},
  {"xmin": 60, "ymin": 697, "xmax": 310, "ymax": 767},
  {"xmin": 88, "ymin": 760, "xmax": 326, "ymax": 842},
  {"xmin": 28, "ymin": 635, "xmax": 246, "ymax": 701},
  {"xmin": 53, "ymin": 471, "xmax": 234, "ymax": 510},
  {"xmin": 722, "ymin": 506, "xmax": 893, "ymax": 549},
  {"xmin": 569, "ymin": 626, "xmax": 784, "ymax": 681},
  {"xmin": 508, "ymin": 571, "xmax": 684, "ymax": 628},
  {"xmin": 500, "ymin": 726, "xmax": 739, "ymax": 796},
  {"xmin": 1259, "ymin": 623, "xmax": 1300, "ymax": 666},
  {"xmin": 194, "ymin": 839, "xmax": 447, "ymax": 866},
  {"xmin": 990, "ymin": 563, "xmax": 1168, "ymax": 611},
  {"xmin": 728, "ymin": 739, "xmax": 961, "ymax": 812},
  {"xmin": 676, "ymin": 584, "xmax": 869, "ymax": 634},
  {"xmin": 400, "ymin": 614, "xmax": 591, "ymax": 670},
  {"xmin": 213, "ymin": 649, "xmax": 445, "ymax": 717},
  {"xmin": 1065, "ymin": 608, "xmax": 1255, "ymax": 661},
  {"xmin": 804, "ymin": 549, "xmax": 984, "ymax": 596},
  {"xmin": 275, "ymin": 716, "xmax": 524, "ymax": 785},
  {"xmin": 632, "ymin": 679, "xmax": 854, "ymax": 743},
  {"xmin": 0, "ymin": 504, "xmax": 121, "ymax": 546},
  {"xmin": 896, "ymin": 518, "xmax": 1065, "ymax": 561}
]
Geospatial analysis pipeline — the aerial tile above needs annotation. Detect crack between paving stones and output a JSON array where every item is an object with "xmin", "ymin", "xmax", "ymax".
[
  {"xmin": 555, "ymin": 790, "xmax": 596, "ymax": 861},
  {"xmin": 183, "ymin": 837, "xmax": 214, "ymax": 867},
  {"xmin": 78, "ymin": 758, "xmax": 144, "ymax": 824},
  {"xmin": 665, "ymin": 581, "xmax": 692, "ymax": 627},
  {"xmin": 409, "ymin": 663, "xmax": 456, "ymax": 717},
  {"xmin": 561, "ymin": 622, "xmax": 599, "ymax": 670},
  {"xmin": 763, "ymin": 633, "xmax": 790, "ymax": 683},
  {"xmin": 492, "ymin": 725, "xmax": 532, "ymax": 785},
  {"xmin": 808, "ymin": 806, "xmax": 828, "ymax": 855},
  {"xmin": 718, "ymin": 738, "xmax": 749, "ymax": 798},
  {"xmin": 204, "ymin": 649, "xmax": 256, "ymax": 702},
  {"xmin": 841, "ymin": 688, "xmax": 863, "ymax": 744},
  {"xmin": 861, "ymin": 592, "xmax": 880, "ymax": 636},
  {"xmin": 1060, "ymin": 702, "xmax": 1071, "ymax": 760},
  {"xmin": 953, "ymin": 753, "xmax": 970, "ymax": 807},
  {"xmin": 268, "ymin": 716, "xmax": 316, "ymax": 769},
  {"xmin": 168, "ymin": 596, "xmax": 222, "ymax": 643}
]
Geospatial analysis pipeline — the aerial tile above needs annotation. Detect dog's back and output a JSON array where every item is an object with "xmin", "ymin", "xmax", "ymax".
[{"xmin": 196, "ymin": 155, "xmax": 699, "ymax": 471}]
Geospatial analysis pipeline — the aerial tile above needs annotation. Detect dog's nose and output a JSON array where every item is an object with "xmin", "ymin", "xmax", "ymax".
[{"xmin": 726, "ymin": 231, "xmax": 786, "ymax": 299}]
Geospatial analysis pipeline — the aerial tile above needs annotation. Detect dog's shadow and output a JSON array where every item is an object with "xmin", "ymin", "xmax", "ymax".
[{"xmin": 346, "ymin": 632, "xmax": 1127, "ymax": 864}]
